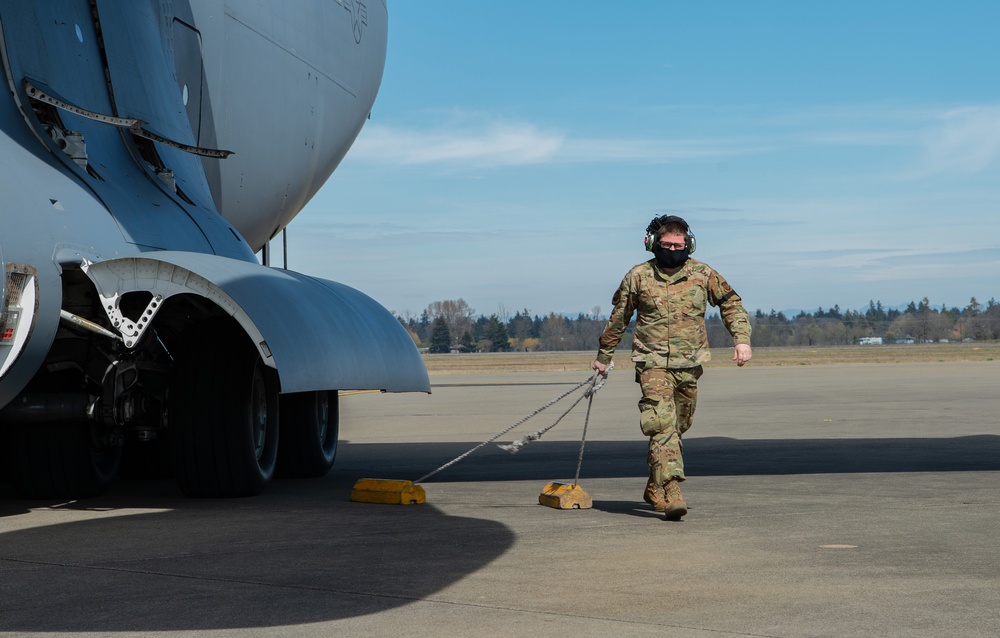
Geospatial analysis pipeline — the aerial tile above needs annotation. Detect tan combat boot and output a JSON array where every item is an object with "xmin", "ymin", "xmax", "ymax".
[
  {"xmin": 663, "ymin": 478, "xmax": 687, "ymax": 521},
  {"xmin": 643, "ymin": 479, "xmax": 667, "ymax": 512}
]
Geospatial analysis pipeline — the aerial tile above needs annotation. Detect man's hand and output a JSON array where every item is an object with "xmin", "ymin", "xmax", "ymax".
[
  {"xmin": 591, "ymin": 360, "xmax": 608, "ymax": 376},
  {"xmin": 733, "ymin": 344, "xmax": 752, "ymax": 367}
]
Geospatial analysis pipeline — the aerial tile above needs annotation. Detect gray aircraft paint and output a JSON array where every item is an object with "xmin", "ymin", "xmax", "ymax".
[{"xmin": 0, "ymin": 0, "xmax": 428, "ymax": 411}]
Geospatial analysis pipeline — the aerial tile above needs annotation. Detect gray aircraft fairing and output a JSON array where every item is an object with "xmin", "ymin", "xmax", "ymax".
[{"xmin": 0, "ymin": 0, "xmax": 428, "ymax": 499}]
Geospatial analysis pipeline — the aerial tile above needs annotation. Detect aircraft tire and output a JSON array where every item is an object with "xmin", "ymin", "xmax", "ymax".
[
  {"xmin": 276, "ymin": 390, "xmax": 339, "ymax": 478},
  {"xmin": 170, "ymin": 327, "xmax": 279, "ymax": 497},
  {"xmin": 4, "ymin": 420, "xmax": 123, "ymax": 499}
]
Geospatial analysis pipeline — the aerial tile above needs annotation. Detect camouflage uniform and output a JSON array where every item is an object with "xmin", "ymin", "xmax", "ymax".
[{"xmin": 596, "ymin": 257, "xmax": 750, "ymax": 489}]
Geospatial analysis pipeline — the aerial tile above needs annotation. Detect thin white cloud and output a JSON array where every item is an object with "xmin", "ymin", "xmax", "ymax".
[
  {"xmin": 915, "ymin": 106, "xmax": 1000, "ymax": 175},
  {"xmin": 743, "ymin": 245, "xmax": 1000, "ymax": 287},
  {"xmin": 348, "ymin": 103, "xmax": 1000, "ymax": 177},
  {"xmin": 350, "ymin": 122, "xmax": 764, "ymax": 167},
  {"xmin": 799, "ymin": 130, "xmax": 914, "ymax": 146},
  {"xmin": 350, "ymin": 123, "xmax": 564, "ymax": 166},
  {"xmin": 557, "ymin": 137, "xmax": 768, "ymax": 162}
]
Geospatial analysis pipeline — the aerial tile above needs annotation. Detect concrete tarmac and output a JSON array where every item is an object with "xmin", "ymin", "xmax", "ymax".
[{"xmin": 1, "ymin": 361, "xmax": 999, "ymax": 637}]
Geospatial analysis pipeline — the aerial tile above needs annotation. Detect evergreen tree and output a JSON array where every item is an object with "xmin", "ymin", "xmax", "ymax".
[
  {"xmin": 459, "ymin": 331, "xmax": 475, "ymax": 353},
  {"xmin": 418, "ymin": 310, "xmax": 431, "ymax": 344},
  {"xmin": 482, "ymin": 314, "xmax": 510, "ymax": 352},
  {"xmin": 965, "ymin": 297, "xmax": 981, "ymax": 316},
  {"xmin": 472, "ymin": 315, "xmax": 490, "ymax": 342},
  {"xmin": 429, "ymin": 317, "xmax": 451, "ymax": 353},
  {"xmin": 508, "ymin": 310, "xmax": 535, "ymax": 339}
]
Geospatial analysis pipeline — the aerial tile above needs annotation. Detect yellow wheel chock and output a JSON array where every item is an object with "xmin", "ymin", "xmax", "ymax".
[
  {"xmin": 349, "ymin": 478, "xmax": 426, "ymax": 505},
  {"xmin": 538, "ymin": 481, "xmax": 592, "ymax": 510}
]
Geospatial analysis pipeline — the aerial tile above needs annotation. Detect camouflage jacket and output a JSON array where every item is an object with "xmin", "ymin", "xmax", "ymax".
[{"xmin": 596, "ymin": 258, "xmax": 751, "ymax": 369}]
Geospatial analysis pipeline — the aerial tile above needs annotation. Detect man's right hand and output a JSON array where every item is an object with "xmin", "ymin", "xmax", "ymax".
[{"xmin": 591, "ymin": 360, "xmax": 608, "ymax": 376}]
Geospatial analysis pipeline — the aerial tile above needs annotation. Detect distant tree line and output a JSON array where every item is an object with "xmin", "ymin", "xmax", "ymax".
[
  {"xmin": 729, "ymin": 297, "xmax": 1000, "ymax": 347},
  {"xmin": 396, "ymin": 299, "xmax": 621, "ymax": 353},
  {"xmin": 397, "ymin": 297, "xmax": 1000, "ymax": 353}
]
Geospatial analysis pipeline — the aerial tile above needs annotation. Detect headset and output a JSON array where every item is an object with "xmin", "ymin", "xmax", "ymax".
[{"xmin": 644, "ymin": 214, "xmax": 697, "ymax": 254}]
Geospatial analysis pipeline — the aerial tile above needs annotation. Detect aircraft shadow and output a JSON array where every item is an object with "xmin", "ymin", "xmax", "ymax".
[
  {"xmin": 1, "ymin": 433, "xmax": 998, "ymax": 631},
  {"xmin": 0, "ymin": 477, "xmax": 514, "ymax": 632},
  {"xmin": 335, "ymin": 434, "xmax": 1000, "ymax": 483}
]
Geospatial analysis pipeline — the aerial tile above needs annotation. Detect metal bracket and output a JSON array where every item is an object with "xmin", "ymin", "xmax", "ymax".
[
  {"xmin": 97, "ymin": 293, "xmax": 165, "ymax": 349},
  {"xmin": 45, "ymin": 127, "xmax": 89, "ymax": 169},
  {"xmin": 80, "ymin": 257, "xmax": 274, "ymax": 367},
  {"xmin": 24, "ymin": 79, "xmax": 233, "ymax": 159}
]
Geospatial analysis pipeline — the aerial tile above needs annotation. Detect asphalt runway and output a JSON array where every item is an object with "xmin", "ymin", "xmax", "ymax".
[{"xmin": 1, "ymin": 361, "xmax": 998, "ymax": 637}]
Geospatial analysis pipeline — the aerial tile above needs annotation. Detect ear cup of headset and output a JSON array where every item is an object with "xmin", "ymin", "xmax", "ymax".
[{"xmin": 644, "ymin": 232, "xmax": 656, "ymax": 252}]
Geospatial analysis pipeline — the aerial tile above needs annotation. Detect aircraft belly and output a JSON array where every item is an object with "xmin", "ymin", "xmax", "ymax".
[{"xmin": 85, "ymin": 252, "xmax": 431, "ymax": 394}]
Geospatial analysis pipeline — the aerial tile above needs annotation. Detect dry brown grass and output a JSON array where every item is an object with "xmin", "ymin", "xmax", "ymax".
[{"xmin": 422, "ymin": 342, "xmax": 1000, "ymax": 374}]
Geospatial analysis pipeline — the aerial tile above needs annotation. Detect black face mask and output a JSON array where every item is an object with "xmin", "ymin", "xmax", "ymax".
[{"xmin": 653, "ymin": 246, "xmax": 690, "ymax": 269}]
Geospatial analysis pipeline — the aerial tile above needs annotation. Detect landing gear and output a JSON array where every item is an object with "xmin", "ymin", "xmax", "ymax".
[
  {"xmin": 3, "ymin": 291, "xmax": 349, "ymax": 498},
  {"xmin": 170, "ymin": 327, "xmax": 279, "ymax": 497},
  {"xmin": 276, "ymin": 390, "xmax": 339, "ymax": 478}
]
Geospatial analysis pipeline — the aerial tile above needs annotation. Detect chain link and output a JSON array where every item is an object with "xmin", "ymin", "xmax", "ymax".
[{"xmin": 413, "ymin": 363, "xmax": 613, "ymax": 484}]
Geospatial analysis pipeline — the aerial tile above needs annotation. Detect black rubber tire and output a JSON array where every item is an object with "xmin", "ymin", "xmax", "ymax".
[
  {"xmin": 4, "ymin": 420, "xmax": 122, "ymax": 499},
  {"xmin": 170, "ymin": 328, "xmax": 280, "ymax": 498},
  {"xmin": 276, "ymin": 390, "xmax": 339, "ymax": 478}
]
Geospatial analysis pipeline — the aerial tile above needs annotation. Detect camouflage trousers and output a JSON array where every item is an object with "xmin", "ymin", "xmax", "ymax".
[{"xmin": 636, "ymin": 364, "xmax": 703, "ymax": 484}]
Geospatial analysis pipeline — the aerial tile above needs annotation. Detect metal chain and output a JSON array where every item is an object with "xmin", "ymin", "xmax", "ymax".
[
  {"xmin": 498, "ymin": 364, "xmax": 611, "ymax": 454},
  {"xmin": 413, "ymin": 364, "xmax": 612, "ymax": 484},
  {"xmin": 498, "ymin": 388, "xmax": 590, "ymax": 453},
  {"xmin": 573, "ymin": 385, "xmax": 597, "ymax": 487}
]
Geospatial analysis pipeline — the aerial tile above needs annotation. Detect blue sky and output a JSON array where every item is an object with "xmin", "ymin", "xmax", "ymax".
[{"xmin": 286, "ymin": 1, "xmax": 1000, "ymax": 319}]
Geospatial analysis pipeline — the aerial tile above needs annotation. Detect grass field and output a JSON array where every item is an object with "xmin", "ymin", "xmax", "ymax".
[{"xmin": 422, "ymin": 341, "xmax": 1000, "ymax": 374}]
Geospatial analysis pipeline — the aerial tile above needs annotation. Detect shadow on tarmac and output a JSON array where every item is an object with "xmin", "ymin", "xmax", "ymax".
[
  {"xmin": 336, "ymin": 434, "xmax": 1000, "ymax": 483},
  {"xmin": 0, "ymin": 477, "xmax": 514, "ymax": 632},
  {"xmin": 1, "ymin": 433, "xmax": 998, "ymax": 631}
]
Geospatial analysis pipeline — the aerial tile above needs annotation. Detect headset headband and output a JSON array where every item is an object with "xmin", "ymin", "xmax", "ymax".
[{"xmin": 646, "ymin": 214, "xmax": 689, "ymax": 235}]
